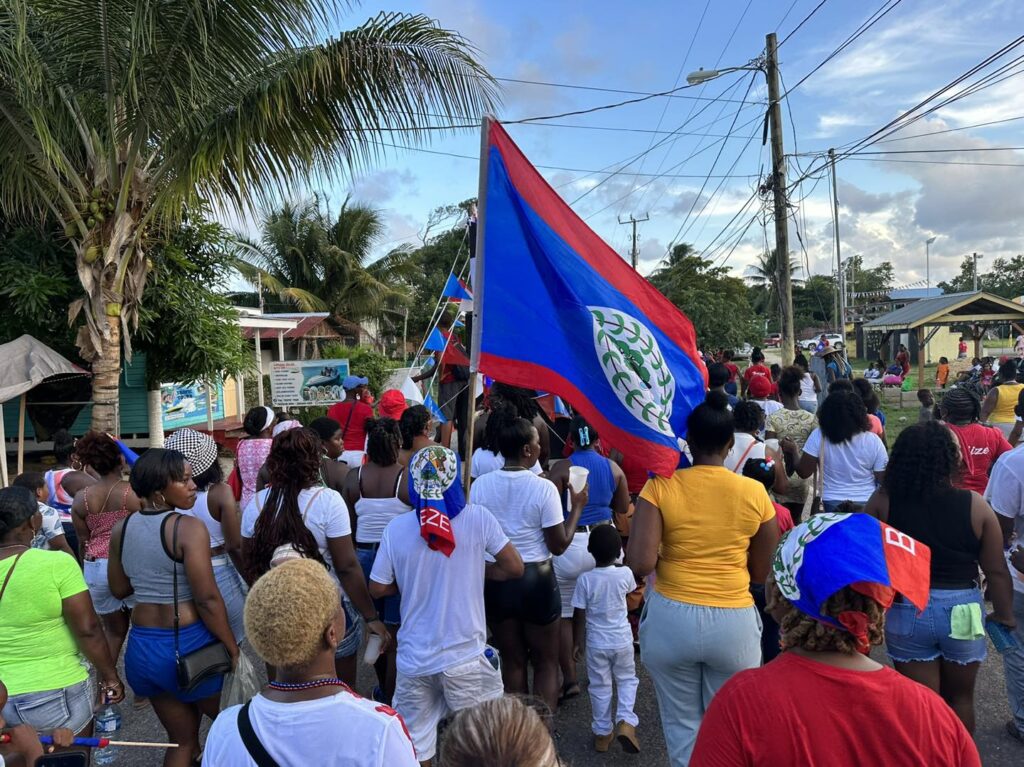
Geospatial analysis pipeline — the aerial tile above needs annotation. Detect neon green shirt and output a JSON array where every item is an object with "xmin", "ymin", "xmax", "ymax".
[{"xmin": 0, "ymin": 549, "xmax": 88, "ymax": 695}]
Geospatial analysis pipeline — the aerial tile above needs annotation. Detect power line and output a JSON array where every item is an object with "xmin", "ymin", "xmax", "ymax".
[
  {"xmin": 492, "ymin": 76, "xmax": 753, "ymax": 104},
  {"xmin": 844, "ymin": 156, "xmax": 1024, "ymax": 168},
  {"xmin": 779, "ymin": 0, "xmax": 831, "ymax": 46},
  {"xmin": 874, "ymin": 113, "xmax": 1024, "ymax": 143}
]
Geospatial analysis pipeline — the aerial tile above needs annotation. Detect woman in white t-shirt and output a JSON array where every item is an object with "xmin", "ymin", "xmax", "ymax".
[
  {"xmin": 796, "ymin": 390, "xmax": 888, "ymax": 513},
  {"xmin": 342, "ymin": 418, "xmax": 411, "ymax": 704},
  {"xmin": 471, "ymin": 393, "xmax": 545, "ymax": 480},
  {"xmin": 241, "ymin": 428, "xmax": 390, "ymax": 687},
  {"xmin": 205, "ymin": 559, "xmax": 417, "ymax": 767},
  {"xmin": 725, "ymin": 401, "xmax": 788, "ymax": 494},
  {"xmin": 470, "ymin": 404, "xmax": 588, "ymax": 719}
]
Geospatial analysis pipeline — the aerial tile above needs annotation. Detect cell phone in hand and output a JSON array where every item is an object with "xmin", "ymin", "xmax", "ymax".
[{"xmin": 986, "ymin": 620, "xmax": 1021, "ymax": 653}]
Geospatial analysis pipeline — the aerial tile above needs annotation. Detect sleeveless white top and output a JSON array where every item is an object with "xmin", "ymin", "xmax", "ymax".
[
  {"xmin": 183, "ymin": 490, "xmax": 224, "ymax": 548},
  {"xmin": 354, "ymin": 468, "xmax": 412, "ymax": 544},
  {"xmin": 800, "ymin": 373, "xmax": 817, "ymax": 402}
]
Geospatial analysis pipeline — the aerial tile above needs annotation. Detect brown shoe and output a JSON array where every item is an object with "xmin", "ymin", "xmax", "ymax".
[
  {"xmin": 594, "ymin": 732, "xmax": 614, "ymax": 753},
  {"xmin": 616, "ymin": 721, "xmax": 640, "ymax": 754}
]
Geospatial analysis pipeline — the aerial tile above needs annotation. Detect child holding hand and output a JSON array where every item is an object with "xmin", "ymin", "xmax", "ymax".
[{"xmin": 572, "ymin": 525, "xmax": 640, "ymax": 755}]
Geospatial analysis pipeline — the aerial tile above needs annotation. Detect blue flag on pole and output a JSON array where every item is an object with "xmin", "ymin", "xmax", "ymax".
[
  {"xmin": 423, "ymin": 394, "xmax": 448, "ymax": 424},
  {"xmin": 424, "ymin": 327, "xmax": 447, "ymax": 353},
  {"xmin": 442, "ymin": 274, "xmax": 473, "ymax": 302}
]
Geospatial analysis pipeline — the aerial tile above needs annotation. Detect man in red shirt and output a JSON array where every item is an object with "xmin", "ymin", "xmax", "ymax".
[
  {"xmin": 326, "ymin": 375, "xmax": 374, "ymax": 468},
  {"xmin": 691, "ymin": 515, "xmax": 980, "ymax": 767},
  {"xmin": 741, "ymin": 348, "xmax": 772, "ymax": 397}
]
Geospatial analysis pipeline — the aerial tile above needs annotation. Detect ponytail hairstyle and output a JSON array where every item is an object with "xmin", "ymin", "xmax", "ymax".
[
  {"xmin": 686, "ymin": 390, "xmax": 735, "ymax": 454},
  {"xmin": 367, "ymin": 418, "xmax": 401, "ymax": 467},
  {"xmin": 491, "ymin": 405, "xmax": 535, "ymax": 461},
  {"xmin": 244, "ymin": 428, "xmax": 326, "ymax": 583},
  {"xmin": 399, "ymin": 405, "xmax": 431, "ymax": 451},
  {"xmin": 742, "ymin": 457, "xmax": 776, "ymax": 491},
  {"xmin": 570, "ymin": 414, "xmax": 598, "ymax": 451}
]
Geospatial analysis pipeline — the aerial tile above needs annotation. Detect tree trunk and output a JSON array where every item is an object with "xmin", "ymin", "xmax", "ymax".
[
  {"xmin": 91, "ymin": 314, "xmax": 122, "ymax": 433},
  {"xmin": 147, "ymin": 387, "xmax": 164, "ymax": 447}
]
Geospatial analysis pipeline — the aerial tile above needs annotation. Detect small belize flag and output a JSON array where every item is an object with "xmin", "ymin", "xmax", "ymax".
[
  {"xmin": 442, "ymin": 274, "xmax": 473, "ymax": 302},
  {"xmin": 473, "ymin": 119, "xmax": 707, "ymax": 476}
]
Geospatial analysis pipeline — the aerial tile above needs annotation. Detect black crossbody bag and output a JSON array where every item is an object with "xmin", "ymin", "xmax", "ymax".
[{"xmin": 171, "ymin": 514, "xmax": 232, "ymax": 691}]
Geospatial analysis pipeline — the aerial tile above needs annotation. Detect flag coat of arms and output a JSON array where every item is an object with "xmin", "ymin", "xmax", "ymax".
[{"xmin": 473, "ymin": 120, "xmax": 707, "ymax": 476}]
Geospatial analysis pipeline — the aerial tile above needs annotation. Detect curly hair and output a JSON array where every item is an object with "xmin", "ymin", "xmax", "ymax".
[
  {"xmin": 777, "ymin": 365, "xmax": 804, "ymax": 399},
  {"xmin": 766, "ymin": 576, "xmax": 885, "ymax": 654},
  {"xmin": 817, "ymin": 390, "xmax": 869, "ymax": 444},
  {"xmin": 244, "ymin": 559, "xmax": 340, "ymax": 669},
  {"xmin": 366, "ymin": 418, "xmax": 401, "ymax": 467},
  {"xmin": 400, "ymin": 405, "xmax": 431, "ymax": 451},
  {"xmin": 941, "ymin": 387, "xmax": 980, "ymax": 425},
  {"xmin": 441, "ymin": 697, "xmax": 558, "ymax": 767},
  {"xmin": 74, "ymin": 430, "xmax": 123, "ymax": 476},
  {"xmin": 244, "ymin": 428, "xmax": 326, "ymax": 583},
  {"xmin": 883, "ymin": 421, "xmax": 959, "ymax": 502},
  {"xmin": 489, "ymin": 382, "xmax": 540, "ymax": 420},
  {"xmin": 733, "ymin": 400, "xmax": 764, "ymax": 434}
]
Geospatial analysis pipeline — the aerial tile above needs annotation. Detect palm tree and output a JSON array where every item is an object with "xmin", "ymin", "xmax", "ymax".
[
  {"xmin": 237, "ymin": 196, "xmax": 417, "ymax": 322},
  {"xmin": 746, "ymin": 249, "xmax": 804, "ymax": 320},
  {"xmin": 0, "ymin": 1, "xmax": 496, "ymax": 430}
]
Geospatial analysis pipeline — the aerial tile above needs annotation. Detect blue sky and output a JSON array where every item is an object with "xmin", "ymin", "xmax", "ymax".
[{"xmin": 249, "ymin": 0, "xmax": 1024, "ymax": 288}]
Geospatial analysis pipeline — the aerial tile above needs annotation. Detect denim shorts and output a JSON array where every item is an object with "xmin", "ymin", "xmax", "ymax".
[
  {"xmin": 84, "ymin": 558, "xmax": 135, "ymax": 615},
  {"xmin": 356, "ymin": 544, "xmax": 402, "ymax": 625},
  {"xmin": 125, "ymin": 622, "xmax": 225, "ymax": 703},
  {"xmin": 2, "ymin": 677, "xmax": 95, "ymax": 734},
  {"xmin": 335, "ymin": 599, "xmax": 365, "ymax": 659},
  {"xmin": 885, "ymin": 587, "xmax": 987, "ymax": 665}
]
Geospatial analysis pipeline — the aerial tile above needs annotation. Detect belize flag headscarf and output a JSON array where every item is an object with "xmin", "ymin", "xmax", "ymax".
[
  {"xmin": 772, "ymin": 512, "xmax": 931, "ymax": 652},
  {"xmin": 408, "ymin": 445, "xmax": 465, "ymax": 557}
]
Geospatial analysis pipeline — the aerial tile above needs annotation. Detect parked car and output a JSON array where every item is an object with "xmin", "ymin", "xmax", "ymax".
[
  {"xmin": 763, "ymin": 333, "xmax": 782, "ymax": 348},
  {"xmin": 801, "ymin": 333, "xmax": 844, "ymax": 352},
  {"xmin": 733, "ymin": 343, "xmax": 753, "ymax": 360}
]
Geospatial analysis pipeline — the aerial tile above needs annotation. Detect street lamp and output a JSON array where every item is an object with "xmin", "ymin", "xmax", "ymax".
[
  {"xmin": 686, "ymin": 64, "xmax": 761, "ymax": 85},
  {"xmin": 925, "ymin": 236, "xmax": 937, "ymax": 292}
]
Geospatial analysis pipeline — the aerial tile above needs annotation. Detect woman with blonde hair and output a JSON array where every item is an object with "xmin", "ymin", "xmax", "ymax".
[
  {"xmin": 204, "ymin": 559, "xmax": 417, "ymax": 766},
  {"xmin": 442, "ymin": 697, "xmax": 559, "ymax": 767}
]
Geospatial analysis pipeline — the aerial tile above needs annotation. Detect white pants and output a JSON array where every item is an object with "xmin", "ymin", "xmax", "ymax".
[
  {"xmin": 553, "ymin": 532, "xmax": 596, "ymax": 618},
  {"xmin": 340, "ymin": 450, "xmax": 366, "ymax": 469},
  {"xmin": 394, "ymin": 654, "xmax": 503, "ymax": 761},
  {"xmin": 586, "ymin": 645, "xmax": 639, "ymax": 736}
]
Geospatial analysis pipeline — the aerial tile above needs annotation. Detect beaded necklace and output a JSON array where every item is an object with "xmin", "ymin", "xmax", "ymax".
[{"xmin": 267, "ymin": 677, "xmax": 350, "ymax": 692}]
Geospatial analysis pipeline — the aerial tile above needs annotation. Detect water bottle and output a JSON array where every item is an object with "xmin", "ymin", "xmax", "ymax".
[
  {"xmin": 484, "ymin": 645, "xmax": 500, "ymax": 672},
  {"xmin": 93, "ymin": 703, "xmax": 121, "ymax": 765}
]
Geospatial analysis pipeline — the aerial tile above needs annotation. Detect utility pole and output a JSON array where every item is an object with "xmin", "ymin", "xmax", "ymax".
[
  {"xmin": 766, "ymin": 32, "xmax": 794, "ymax": 364},
  {"xmin": 972, "ymin": 252, "xmax": 983, "ymax": 291},
  {"xmin": 828, "ymin": 148, "xmax": 843, "ymax": 337},
  {"xmin": 618, "ymin": 213, "xmax": 650, "ymax": 270}
]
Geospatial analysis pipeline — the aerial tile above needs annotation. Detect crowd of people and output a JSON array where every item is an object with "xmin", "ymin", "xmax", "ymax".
[{"xmin": 1, "ymin": 344, "xmax": 1023, "ymax": 767}]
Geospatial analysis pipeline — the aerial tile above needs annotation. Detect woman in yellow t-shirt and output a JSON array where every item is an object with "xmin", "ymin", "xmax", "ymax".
[
  {"xmin": 627, "ymin": 391, "xmax": 778, "ymax": 766},
  {"xmin": 0, "ymin": 486, "xmax": 124, "ymax": 737},
  {"xmin": 981, "ymin": 358, "xmax": 1024, "ymax": 438}
]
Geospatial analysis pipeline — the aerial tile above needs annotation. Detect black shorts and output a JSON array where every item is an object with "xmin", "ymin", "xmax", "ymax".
[{"xmin": 485, "ymin": 560, "xmax": 560, "ymax": 626}]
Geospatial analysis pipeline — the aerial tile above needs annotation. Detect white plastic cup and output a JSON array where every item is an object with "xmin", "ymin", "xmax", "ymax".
[
  {"xmin": 568, "ymin": 466, "xmax": 590, "ymax": 494},
  {"xmin": 364, "ymin": 634, "xmax": 383, "ymax": 665}
]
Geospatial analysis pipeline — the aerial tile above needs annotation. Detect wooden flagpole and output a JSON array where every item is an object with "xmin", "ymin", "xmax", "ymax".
[{"xmin": 464, "ymin": 115, "xmax": 491, "ymax": 495}]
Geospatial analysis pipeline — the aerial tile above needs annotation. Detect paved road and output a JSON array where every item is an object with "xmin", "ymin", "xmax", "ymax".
[{"xmin": 113, "ymin": 637, "xmax": 1021, "ymax": 766}]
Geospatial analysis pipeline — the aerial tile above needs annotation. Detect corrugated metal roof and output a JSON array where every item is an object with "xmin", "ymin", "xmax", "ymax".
[
  {"xmin": 863, "ymin": 291, "xmax": 1024, "ymax": 330},
  {"xmin": 887, "ymin": 287, "xmax": 944, "ymax": 300}
]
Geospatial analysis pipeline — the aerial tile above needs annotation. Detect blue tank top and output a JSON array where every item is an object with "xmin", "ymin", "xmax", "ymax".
[{"xmin": 569, "ymin": 451, "xmax": 615, "ymax": 525}]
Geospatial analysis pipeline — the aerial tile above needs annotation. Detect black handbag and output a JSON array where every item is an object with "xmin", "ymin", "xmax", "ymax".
[{"xmin": 171, "ymin": 514, "xmax": 232, "ymax": 692}]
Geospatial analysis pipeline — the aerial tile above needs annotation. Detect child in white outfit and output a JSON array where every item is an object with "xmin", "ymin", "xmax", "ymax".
[{"xmin": 572, "ymin": 524, "xmax": 640, "ymax": 754}]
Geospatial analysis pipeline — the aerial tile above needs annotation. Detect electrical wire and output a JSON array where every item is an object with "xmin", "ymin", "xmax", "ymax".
[
  {"xmin": 492, "ymin": 76, "xmax": 752, "ymax": 104},
  {"xmin": 779, "ymin": 0, "xmax": 831, "ymax": 46}
]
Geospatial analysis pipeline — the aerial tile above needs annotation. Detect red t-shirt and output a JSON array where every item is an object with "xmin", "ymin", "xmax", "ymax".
[
  {"xmin": 772, "ymin": 501, "xmax": 794, "ymax": 533},
  {"xmin": 691, "ymin": 653, "xmax": 979, "ymax": 767},
  {"xmin": 725, "ymin": 363, "xmax": 739, "ymax": 383},
  {"xmin": 326, "ymin": 399, "xmax": 375, "ymax": 451},
  {"xmin": 896, "ymin": 351, "xmax": 910, "ymax": 375},
  {"xmin": 945, "ymin": 422, "xmax": 1012, "ymax": 493},
  {"xmin": 743, "ymin": 364, "xmax": 772, "ymax": 386},
  {"xmin": 620, "ymin": 452, "xmax": 650, "ymax": 496}
]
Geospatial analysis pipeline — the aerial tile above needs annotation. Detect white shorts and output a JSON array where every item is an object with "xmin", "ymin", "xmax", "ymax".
[
  {"xmin": 84, "ymin": 558, "xmax": 134, "ymax": 615},
  {"xmin": 553, "ymin": 532, "xmax": 596, "ymax": 619},
  {"xmin": 393, "ymin": 654, "xmax": 503, "ymax": 761},
  {"xmin": 340, "ymin": 450, "xmax": 366, "ymax": 469}
]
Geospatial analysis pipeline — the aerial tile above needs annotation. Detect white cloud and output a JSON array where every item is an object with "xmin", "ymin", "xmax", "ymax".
[{"xmin": 350, "ymin": 169, "xmax": 417, "ymax": 203}]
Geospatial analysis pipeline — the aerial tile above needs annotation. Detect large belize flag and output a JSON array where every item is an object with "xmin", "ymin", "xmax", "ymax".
[{"xmin": 474, "ymin": 119, "xmax": 707, "ymax": 476}]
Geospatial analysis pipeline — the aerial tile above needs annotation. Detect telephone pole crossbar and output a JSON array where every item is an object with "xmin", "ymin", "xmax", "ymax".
[{"xmin": 618, "ymin": 213, "xmax": 650, "ymax": 270}]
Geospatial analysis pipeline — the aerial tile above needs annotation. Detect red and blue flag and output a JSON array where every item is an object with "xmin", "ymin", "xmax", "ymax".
[
  {"xmin": 474, "ymin": 120, "xmax": 707, "ymax": 476},
  {"xmin": 443, "ymin": 274, "xmax": 473, "ymax": 302}
]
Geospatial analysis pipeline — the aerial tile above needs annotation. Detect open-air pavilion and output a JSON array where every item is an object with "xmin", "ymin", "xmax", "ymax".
[{"xmin": 862, "ymin": 291, "xmax": 1024, "ymax": 387}]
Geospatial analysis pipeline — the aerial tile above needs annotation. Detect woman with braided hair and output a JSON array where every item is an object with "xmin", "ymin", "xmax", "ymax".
[
  {"xmin": 865, "ymin": 421, "xmax": 1015, "ymax": 732},
  {"xmin": 690, "ymin": 513, "xmax": 981, "ymax": 767},
  {"xmin": 473, "ymin": 382, "xmax": 551, "ymax": 467},
  {"xmin": 941, "ymin": 386, "xmax": 1011, "ymax": 494},
  {"xmin": 241, "ymin": 428, "xmax": 390, "ymax": 686},
  {"xmin": 342, "ymin": 418, "xmax": 411, "ymax": 703}
]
